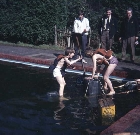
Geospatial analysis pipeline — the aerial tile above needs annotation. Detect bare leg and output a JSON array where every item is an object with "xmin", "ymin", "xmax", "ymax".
[
  {"xmin": 104, "ymin": 82, "xmax": 108, "ymax": 90},
  {"xmin": 102, "ymin": 66, "xmax": 108, "ymax": 90},
  {"xmin": 103, "ymin": 64, "xmax": 117, "ymax": 94},
  {"xmin": 55, "ymin": 76, "xmax": 66, "ymax": 97}
]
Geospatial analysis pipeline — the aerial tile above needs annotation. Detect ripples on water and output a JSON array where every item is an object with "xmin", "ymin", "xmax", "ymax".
[{"xmin": 0, "ymin": 63, "xmax": 139, "ymax": 135}]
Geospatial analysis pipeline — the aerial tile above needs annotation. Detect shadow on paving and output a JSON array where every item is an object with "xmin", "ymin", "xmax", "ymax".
[
  {"xmin": 121, "ymin": 67, "xmax": 140, "ymax": 79},
  {"xmin": 122, "ymin": 60, "xmax": 140, "ymax": 66}
]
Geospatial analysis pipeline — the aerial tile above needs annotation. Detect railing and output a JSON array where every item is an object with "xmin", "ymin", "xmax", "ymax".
[
  {"xmin": 54, "ymin": 25, "xmax": 73, "ymax": 47},
  {"xmin": 54, "ymin": 25, "xmax": 100, "ymax": 49}
]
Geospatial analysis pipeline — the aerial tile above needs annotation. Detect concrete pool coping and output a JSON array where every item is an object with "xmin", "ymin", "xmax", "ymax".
[
  {"xmin": 0, "ymin": 57, "xmax": 133, "ymax": 83},
  {"xmin": 0, "ymin": 51, "xmax": 139, "ymax": 80}
]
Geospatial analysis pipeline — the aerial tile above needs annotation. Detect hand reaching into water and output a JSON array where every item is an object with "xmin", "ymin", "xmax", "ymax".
[{"xmin": 85, "ymin": 75, "xmax": 99, "ymax": 80}]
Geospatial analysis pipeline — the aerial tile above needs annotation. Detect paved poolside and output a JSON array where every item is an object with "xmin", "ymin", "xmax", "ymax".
[{"xmin": 0, "ymin": 44, "xmax": 139, "ymax": 80}]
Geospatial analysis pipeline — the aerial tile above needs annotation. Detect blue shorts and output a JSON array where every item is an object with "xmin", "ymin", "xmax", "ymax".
[{"xmin": 109, "ymin": 56, "xmax": 118, "ymax": 65}]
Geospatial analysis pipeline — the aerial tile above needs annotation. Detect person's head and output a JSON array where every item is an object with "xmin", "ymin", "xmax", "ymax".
[
  {"xmin": 85, "ymin": 49, "xmax": 94, "ymax": 57},
  {"xmin": 78, "ymin": 10, "xmax": 84, "ymax": 20},
  {"xmin": 106, "ymin": 8, "xmax": 112, "ymax": 17},
  {"xmin": 65, "ymin": 47, "xmax": 75, "ymax": 58},
  {"xmin": 105, "ymin": 50, "xmax": 113, "ymax": 59},
  {"xmin": 127, "ymin": 8, "xmax": 133, "ymax": 18}
]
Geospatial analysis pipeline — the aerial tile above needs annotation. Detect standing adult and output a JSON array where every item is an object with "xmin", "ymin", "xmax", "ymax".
[
  {"xmin": 73, "ymin": 11, "xmax": 90, "ymax": 63},
  {"xmin": 119, "ymin": 8, "xmax": 139, "ymax": 63},
  {"xmin": 98, "ymin": 8, "xmax": 118, "ymax": 50}
]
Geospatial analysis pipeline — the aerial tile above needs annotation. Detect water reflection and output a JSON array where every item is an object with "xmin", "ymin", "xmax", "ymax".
[
  {"xmin": 54, "ymin": 98, "xmax": 65, "ymax": 121},
  {"xmin": 0, "ymin": 63, "xmax": 139, "ymax": 134},
  {"xmin": 53, "ymin": 95, "xmax": 105, "ymax": 134}
]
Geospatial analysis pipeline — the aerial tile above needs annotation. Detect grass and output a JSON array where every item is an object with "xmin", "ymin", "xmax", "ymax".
[{"xmin": 0, "ymin": 40, "xmax": 65, "ymax": 51}]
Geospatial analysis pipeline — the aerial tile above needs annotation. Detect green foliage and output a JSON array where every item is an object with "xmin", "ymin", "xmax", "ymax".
[
  {"xmin": 0, "ymin": 0, "xmax": 68, "ymax": 44},
  {"xmin": 0, "ymin": 0, "xmax": 139, "ymax": 47}
]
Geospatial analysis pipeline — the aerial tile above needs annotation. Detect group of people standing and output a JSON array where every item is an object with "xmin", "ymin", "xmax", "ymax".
[
  {"xmin": 50, "ymin": 8, "xmax": 139, "ymax": 99},
  {"xmin": 73, "ymin": 8, "xmax": 139, "ymax": 63}
]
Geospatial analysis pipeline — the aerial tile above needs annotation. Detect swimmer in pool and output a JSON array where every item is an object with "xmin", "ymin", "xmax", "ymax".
[
  {"xmin": 50, "ymin": 47, "xmax": 81, "ymax": 98},
  {"xmin": 85, "ymin": 48, "xmax": 118, "ymax": 95}
]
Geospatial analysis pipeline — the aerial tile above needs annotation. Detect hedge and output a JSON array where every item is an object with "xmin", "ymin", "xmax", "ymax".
[{"xmin": 0, "ymin": 0, "xmax": 139, "ymax": 47}]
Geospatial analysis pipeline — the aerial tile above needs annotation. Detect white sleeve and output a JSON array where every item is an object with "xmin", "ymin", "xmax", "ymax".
[
  {"xmin": 85, "ymin": 18, "xmax": 90, "ymax": 32},
  {"xmin": 73, "ymin": 20, "xmax": 79, "ymax": 33}
]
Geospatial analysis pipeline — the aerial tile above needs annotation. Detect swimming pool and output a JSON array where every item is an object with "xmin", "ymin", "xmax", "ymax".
[{"xmin": 0, "ymin": 62, "xmax": 139, "ymax": 135}]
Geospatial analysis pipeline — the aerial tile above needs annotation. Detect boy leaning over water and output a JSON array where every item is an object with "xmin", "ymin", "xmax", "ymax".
[{"xmin": 50, "ymin": 47, "xmax": 81, "ymax": 99}]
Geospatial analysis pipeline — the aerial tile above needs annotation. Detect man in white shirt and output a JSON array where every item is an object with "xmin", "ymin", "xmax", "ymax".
[{"xmin": 73, "ymin": 11, "xmax": 90, "ymax": 63}]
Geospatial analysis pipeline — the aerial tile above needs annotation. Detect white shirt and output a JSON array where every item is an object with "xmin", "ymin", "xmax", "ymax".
[
  {"xmin": 103, "ymin": 15, "xmax": 111, "ymax": 30},
  {"xmin": 73, "ymin": 17, "xmax": 90, "ymax": 35}
]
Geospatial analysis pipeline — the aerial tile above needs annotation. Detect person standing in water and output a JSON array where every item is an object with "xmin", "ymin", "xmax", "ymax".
[
  {"xmin": 85, "ymin": 48, "xmax": 118, "ymax": 95},
  {"xmin": 50, "ymin": 47, "xmax": 81, "ymax": 98}
]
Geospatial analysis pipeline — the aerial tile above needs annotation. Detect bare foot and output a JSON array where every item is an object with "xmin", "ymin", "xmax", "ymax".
[
  {"xmin": 107, "ymin": 91, "xmax": 115, "ymax": 95},
  {"xmin": 59, "ymin": 96, "xmax": 69, "ymax": 101}
]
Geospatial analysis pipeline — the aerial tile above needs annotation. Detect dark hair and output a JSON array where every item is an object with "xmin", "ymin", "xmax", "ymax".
[
  {"xmin": 127, "ymin": 7, "xmax": 133, "ymax": 13},
  {"xmin": 85, "ymin": 48, "xmax": 94, "ymax": 57},
  {"xmin": 65, "ymin": 47, "xmax": 75, "ymax": 55},
  {"xmin": 106, "ymin": 8, "xmax": 112, "ymax": 12},
  {"xmin": 78, "ymin": 10, "xmax": 84, "ymax": 16}
]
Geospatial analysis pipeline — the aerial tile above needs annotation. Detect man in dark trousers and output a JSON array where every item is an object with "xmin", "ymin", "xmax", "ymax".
[
  {"xmin": 73, "ymin": 11, "xmax": 90, "ymax": 63},
  {"xmin": 98, "ymin": 8, "xmax": 118, "ymax": 50},
  {"xmin": 119, "ymin": 8, "xmax": 139, "ymax": 63}
]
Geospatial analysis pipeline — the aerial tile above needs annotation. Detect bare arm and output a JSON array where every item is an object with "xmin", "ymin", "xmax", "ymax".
[{"xmin": 64, "ymin": 56, "xmax": 81, "ymax": 65}]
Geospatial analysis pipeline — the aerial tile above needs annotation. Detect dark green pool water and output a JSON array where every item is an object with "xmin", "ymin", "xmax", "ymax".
[{"xmin": 0, "ymin": 62, "xmax": 139, "ymax": 135}]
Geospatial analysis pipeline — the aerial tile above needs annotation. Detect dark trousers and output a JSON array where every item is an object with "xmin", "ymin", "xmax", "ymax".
[
  {"xmin": 122, "ymin": 36, "xmax": 135, "ymax": 60},
  {"xmin": 73, "ymin": 33, "xmax": 88, "ymax": 58},
  {"xmin": 101, "ymin": 30, "xmax": 113, "ymax": 50}
]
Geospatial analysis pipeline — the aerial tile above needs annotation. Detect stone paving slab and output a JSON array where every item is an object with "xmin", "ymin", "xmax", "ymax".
[{"xmin": 100, "ymin": 105, "xmax": 140, "ymax": 135}]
